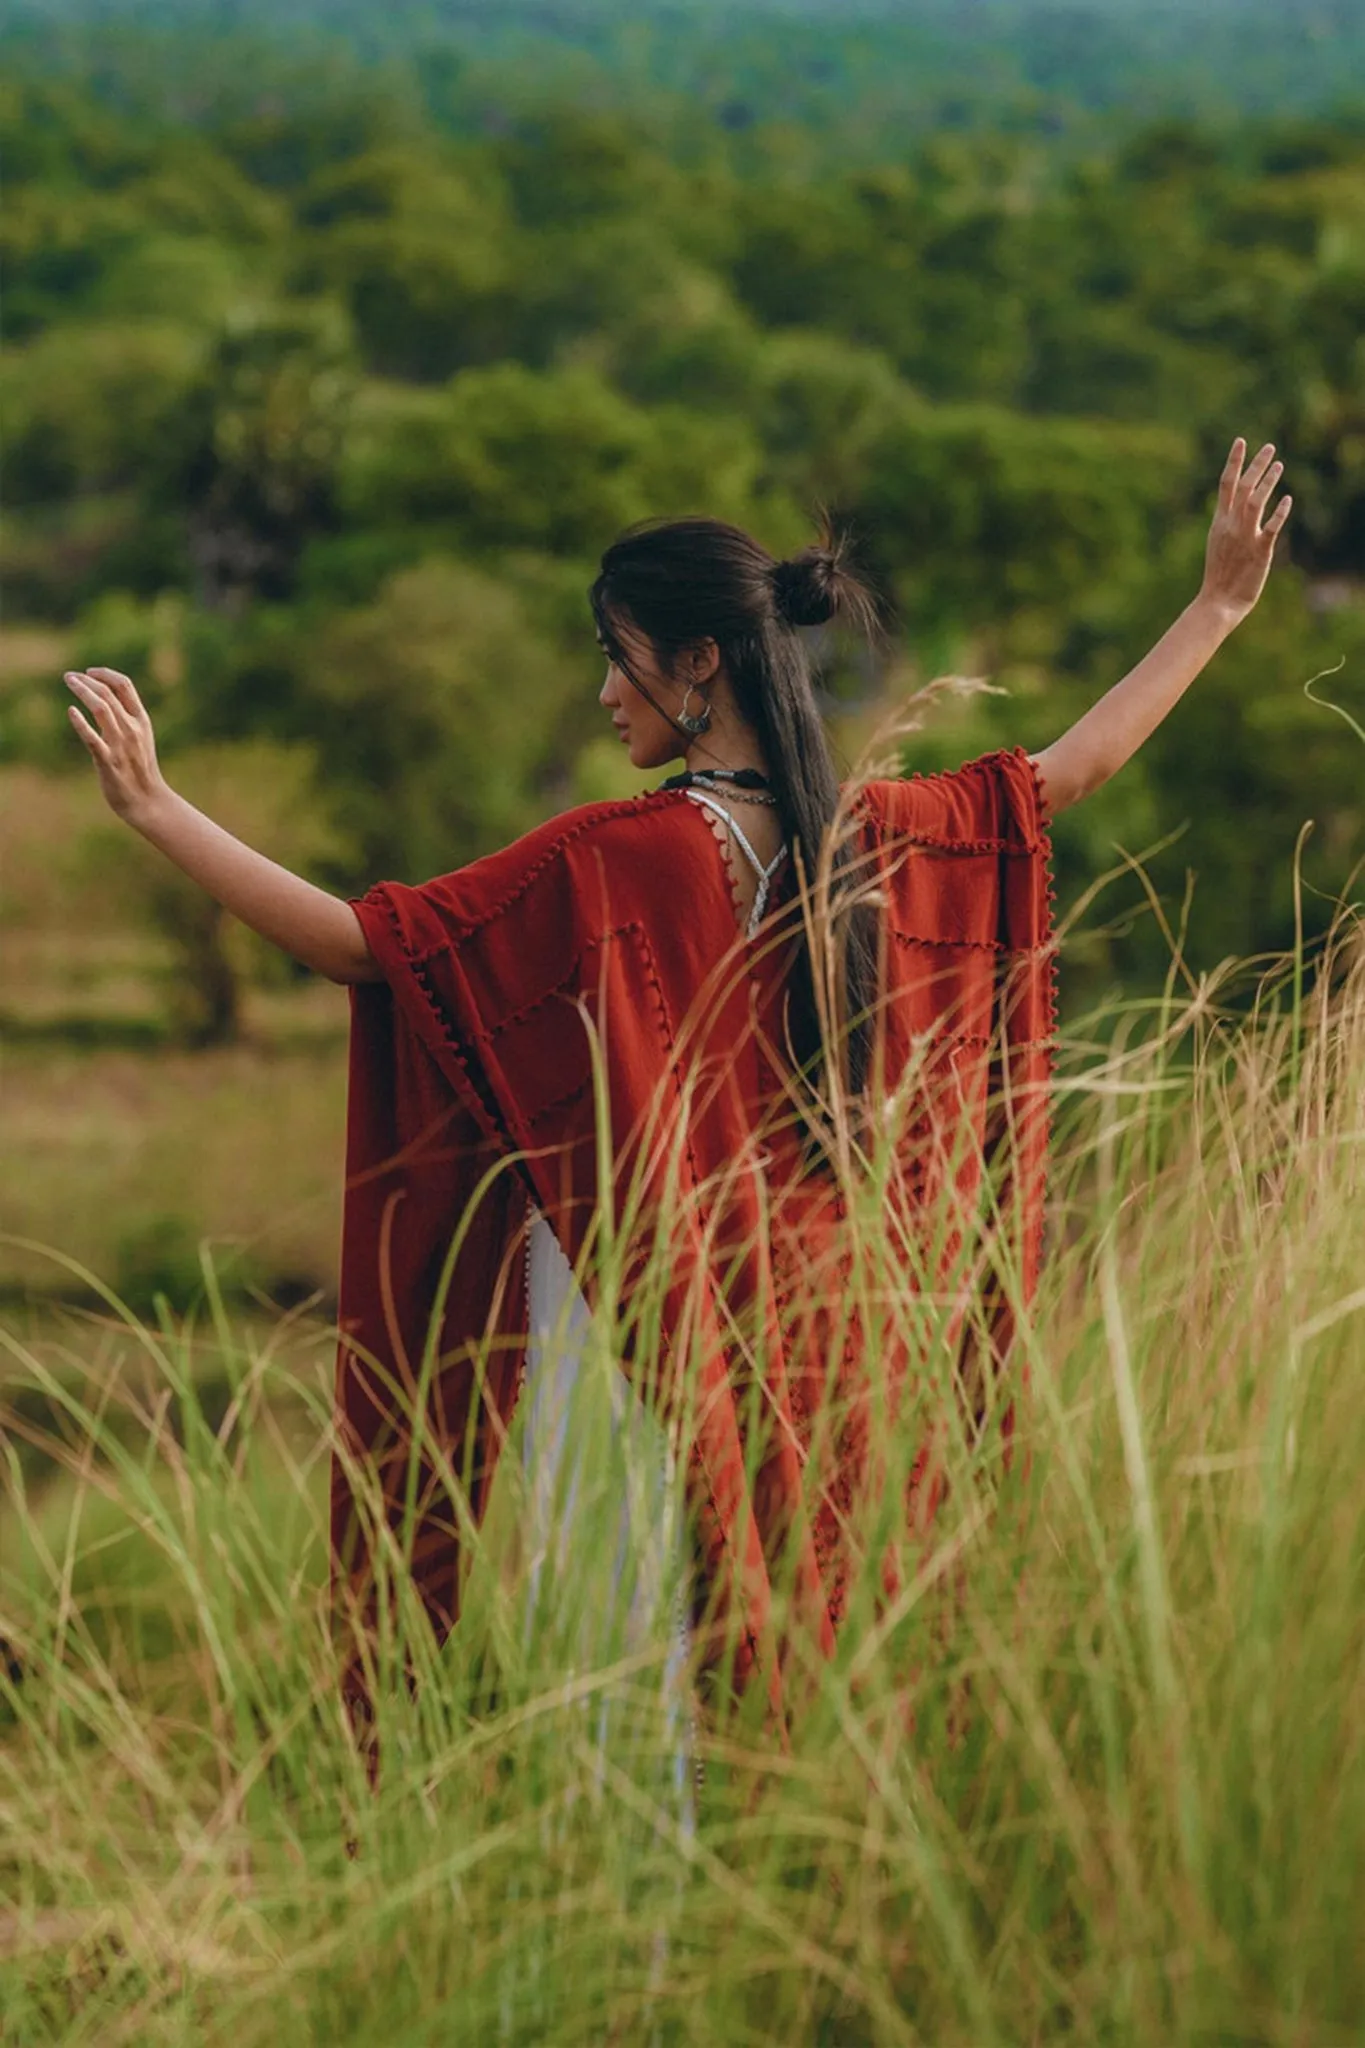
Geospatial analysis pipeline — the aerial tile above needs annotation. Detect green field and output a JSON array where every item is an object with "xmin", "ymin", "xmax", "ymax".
[{"xmin": 3, "ymin": 950, "xmax": 1363, "ymax": 2043}]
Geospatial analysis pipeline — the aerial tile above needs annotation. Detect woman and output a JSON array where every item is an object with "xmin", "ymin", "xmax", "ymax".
[{"xmin": 64, "ymin": 438, "xmax": 1290, "ymax": 1716}]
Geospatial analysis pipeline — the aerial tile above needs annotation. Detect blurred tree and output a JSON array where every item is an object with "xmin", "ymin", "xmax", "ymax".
[
  {"xmin": 729, "ymin": 180, "xmax": 885, "ymax": 339},
  {"xmin": 0, "ymin": 85, "xmax": 284, "ymax": 336},
  {"xmin": 750, "ymin": 330, "xmax": 908, "ymax": 507},
  {"xmin": 3, "ymin": 321, "xmax": 203, "ymax": 503},
  {"xmin": 212, "ymin": 77, "xmax": 421, "ymax": 193},
  {"xmin": 1132, "ymin": 570, "xmax": 1365, "ymax": 971},
  {"xmin": 593, "ymin": 265, "xmax": 762, "ymax": 415},
  {"xmin": 119, "ymin": 144, "xmax": 285, "ymax": 246},
  {"xmin": 859, "ymin": 402, "xmax": 1193, "ymax": 631},
  {"xmin": 956, "ymin": 532, "xmax": 1365, "ymax": 992},
  {"xmin": 154, "ymin": 304, "xmax": 356, "ymax": 611},
  {"xmin": 81, "ymin": 739, "xmax": 351, "ymax": 1044},
  {"xmin": 342, "ymin": 361, "xmax": 775, "ymax": 557},
  {"xmin": 0, "ymin": 76, "xmax": 148, "ymax": 190},
  {"xmin": 302, "ymin": 557, "xmax": 577, "ymax": 880},
  {"xmin": 0, "ymin": 184, "xmax": 144, "ymax": 338},
  {"xmin": 496, "ymin": 109, "xmax": 689, "ymax": 237},
  {"xmin": 505, "ymin": 214, "xmax": 732, "ymax": 371},
  {"xmin": 5, "ymin": 69, "xmax": 1364, "ymax": 1000},
  {"xmin": 294, "ymin": 144, "xmax": 517, "ymax": 381}
]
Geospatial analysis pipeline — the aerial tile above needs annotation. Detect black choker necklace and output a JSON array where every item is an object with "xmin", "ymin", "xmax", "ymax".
[{"xmin": 658, "ymin": 767, "xmax": 773, "ymax": 792}]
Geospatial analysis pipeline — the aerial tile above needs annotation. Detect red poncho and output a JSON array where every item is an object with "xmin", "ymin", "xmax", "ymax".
[{"xmin": 335, "ymin": 749, "xmax": 1055, "ymax": 1709}]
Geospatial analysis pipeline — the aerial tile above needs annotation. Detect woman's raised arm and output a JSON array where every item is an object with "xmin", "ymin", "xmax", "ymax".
[
  {"xmin": 1031, "ymin": 438, "xmax": 1292, "ymax": 816},
  {"xmin": 64, "ymin": 666, "xmax": 380, "ymax": 984}
]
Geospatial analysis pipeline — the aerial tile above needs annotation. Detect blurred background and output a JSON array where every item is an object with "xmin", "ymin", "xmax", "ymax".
[{"xmin": 2, "ymin": 0, "xmax": 1363, "ymax": 1317}]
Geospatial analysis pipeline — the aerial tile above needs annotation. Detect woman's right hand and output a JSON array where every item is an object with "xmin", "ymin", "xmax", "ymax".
[
  {"xmin": 1031, "ymin": 436, "xmax": 1293, "ymax": 816},
  {"xmin": 65, "ymin": 666, "xmax": 171, "ymax": 828},
  {"xmin": 1199, "ymin": 437, "xmax": 1292, "ymax": 626}
]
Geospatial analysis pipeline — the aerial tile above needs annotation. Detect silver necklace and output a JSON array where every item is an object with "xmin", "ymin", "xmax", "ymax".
[{"xmin": 689, "ymin": 772, "xmax": 778, "ymax": 807}]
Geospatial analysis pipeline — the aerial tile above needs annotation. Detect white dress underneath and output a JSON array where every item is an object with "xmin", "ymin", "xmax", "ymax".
[{"xmin": 522, "ymin": 1211, "xmax": 694, "ymax": 1809}]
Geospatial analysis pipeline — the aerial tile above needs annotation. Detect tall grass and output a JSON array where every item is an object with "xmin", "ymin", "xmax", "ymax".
[{"xmin": 3, "ymin": 928, "xmax": 1364, "ymax": 2046}]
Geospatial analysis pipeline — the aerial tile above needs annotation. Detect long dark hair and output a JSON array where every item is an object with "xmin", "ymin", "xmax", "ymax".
[{"xmin": 590, "ymin": 515, "xmax": 881, "ymax": 1116}]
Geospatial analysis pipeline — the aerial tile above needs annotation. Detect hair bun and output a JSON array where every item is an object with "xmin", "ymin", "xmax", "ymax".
[{"xmin": 771, "ymin": 550, "xmax": 840, "ymax": 629}]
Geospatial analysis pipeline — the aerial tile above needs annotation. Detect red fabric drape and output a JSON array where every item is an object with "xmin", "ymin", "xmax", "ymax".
[{"xmin": 333, "ymin": 748, "xmax": 1055, "ymax": 1709}]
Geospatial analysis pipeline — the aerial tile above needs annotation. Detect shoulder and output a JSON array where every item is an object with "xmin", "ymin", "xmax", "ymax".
[
  {"xmin": 502, "ymin": 789, "xmax": 699, "ymax": 855},
  {"xmin": 857, "ymin": 747, "xmax": 1050, "ymax": 854},
  {"xmin": 486, "ymin": 791, "xmax": 701, "ymax": 888},
  {"xmin": 354, "ymin": 792, "xmax": 697, "ymax": 950},
  {"xmin": 543, "ymin": 790, "xmax": 697, "ymax": 847}
]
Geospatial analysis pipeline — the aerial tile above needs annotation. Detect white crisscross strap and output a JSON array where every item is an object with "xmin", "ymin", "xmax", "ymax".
[{"xmin": 685, "ymin": 789, "xmax": 789, "ymax": 938}]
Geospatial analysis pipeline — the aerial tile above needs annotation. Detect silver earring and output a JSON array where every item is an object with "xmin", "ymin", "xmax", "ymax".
[{"xmin": 679, "ymin": 684, "xmax": 712, "ymax": 736}]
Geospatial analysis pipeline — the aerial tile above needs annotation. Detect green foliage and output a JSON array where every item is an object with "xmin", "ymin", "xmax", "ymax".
[
  {"xmin": 158, "ymin": 305, "xmax": 358, "ymax": 611},
  {"xmin": 3, "ymin": 320, "xmax": 203, "ymax": 503},
  {"xmin": 8, "ymin": 2, "xmax": 1365, "ymax": 155},
  {"xmin": 748, "ymin": 330, "xmax": 907, "ymax": 505},
  {"xmin": 2, "ymin": 63, "xmax": 1363, "ymax": 995},
  {"xmin": 293, "ymin": 144, "xmax": 517, "ymax": 381},
  {"xmin": 345, "ymin": 362, "xmax": 773, "ymax": 556},
  {"xmin": 861, "ymin": 405, "xmax": 1193, "ymax": 628},
  {"xmin": 305, "ymin": 558, "xmax": 582, "ymax": 879},
  {"xmin": 80, "ymin": 741, "xmax": 352, "ymax": 1043}
]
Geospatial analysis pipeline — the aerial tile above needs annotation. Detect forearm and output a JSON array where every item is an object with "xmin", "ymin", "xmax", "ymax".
[
  {"xmin": 133, "ymin": 789, "xmax": 379, "ymax": 983},
  {"xmin": 1033, "ymin": 592, "xmax": 1240, "ymax": 814}
]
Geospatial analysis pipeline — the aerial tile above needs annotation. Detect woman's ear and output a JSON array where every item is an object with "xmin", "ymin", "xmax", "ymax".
[{"xmin": 684, "ymin": 638, "xmax": 722, "ymax": 687}]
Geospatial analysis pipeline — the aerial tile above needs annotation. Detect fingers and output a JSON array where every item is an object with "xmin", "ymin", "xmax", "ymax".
[
  {"xmin": 88, "ymin": 667, "xmax": 145, "ymax": 719},
  {"xmin": 1219, "ymin": 436, "xmax": 1246, "ymax": 509},
  {"xmin": 1249, "ymin": 457, "xmax": 1284, "ymax": 517},
  {"xmin": 66, "ymin": 702, "xmax": 113, "ymax": 765},
  {"xmin": 1220, "ymin": 439, "xmax": 1289, "ymax": 535},
  {"xmin": 65, "ymin": 670, "xmax": 130, "ymax": 737},
  {"xmin": 1240, "ymin": 442, "xmax": 1277, "ymax": 501}
]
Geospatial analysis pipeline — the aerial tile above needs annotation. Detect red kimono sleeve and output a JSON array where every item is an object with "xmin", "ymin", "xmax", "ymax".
[
  {"xmin": 863, "ymin": 746, "xmax": 1057, "ymax": 1436},
  {"xmin": 332, "ymin": 800, "xmax": 660, "ymax": 1690}
]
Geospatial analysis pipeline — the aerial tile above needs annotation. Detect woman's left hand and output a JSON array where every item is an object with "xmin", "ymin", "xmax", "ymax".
[
  {"xmin": 1199, "ymin": 437, "xmax": 1292, "ymax": 624},
  {"xmin": 64, "ymin": 666, "xmax": 171, "ymax": 829}
]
